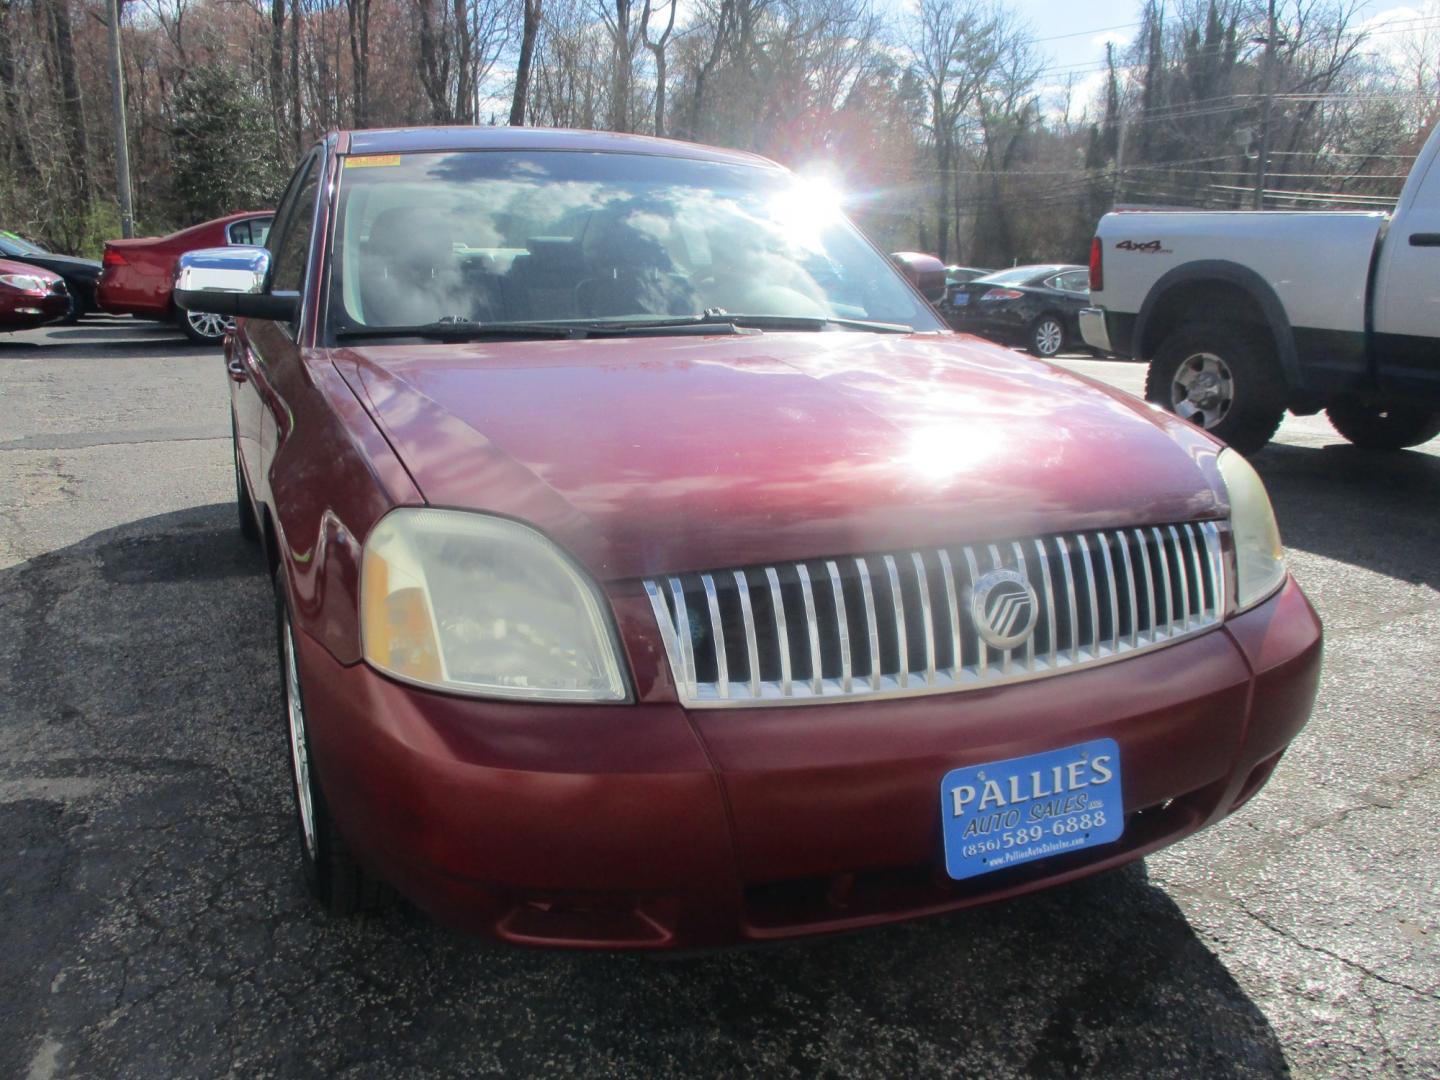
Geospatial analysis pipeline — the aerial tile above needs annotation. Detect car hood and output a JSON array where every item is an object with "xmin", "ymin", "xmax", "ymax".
[{"xmin": 333, "ymin": 332, "xmax": 1225, "ymax": 581}]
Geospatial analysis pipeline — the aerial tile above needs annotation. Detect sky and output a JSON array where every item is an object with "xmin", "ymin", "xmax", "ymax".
[{"xmin": 1005, "ymin": 0, "xmax": 1432, "ymax": 117}]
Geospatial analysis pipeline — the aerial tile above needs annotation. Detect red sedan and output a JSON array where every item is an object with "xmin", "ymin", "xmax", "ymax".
[
  {"xmin": 174, "ymin": 128, "xmax": 1321, "ymax": 949},
  {"xmin": 97, "ymin": 211, "xmax": 273, "ymax": 343},
  {"xmin": 0, "ymin": 258, "xmax": 70, "ymax": 331}
]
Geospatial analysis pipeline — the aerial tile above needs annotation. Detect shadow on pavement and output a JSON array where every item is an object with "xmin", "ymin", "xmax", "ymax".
[
  {"xmin": 0, "ymin": 505, "xmax": 1290, "ymax": 1077},
  {"xmin": 1252, "ymin": 441, "xmax": 1440, "ymax": 590}
]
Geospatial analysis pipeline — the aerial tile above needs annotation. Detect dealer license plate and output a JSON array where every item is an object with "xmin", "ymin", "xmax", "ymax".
[
  {"xmin": 940, "ymin": 739, "xmax": 1124, "ymax": 881},
  {"xmin": 951, "ymin": 293, "xmax": 969, "ymax": 306}
]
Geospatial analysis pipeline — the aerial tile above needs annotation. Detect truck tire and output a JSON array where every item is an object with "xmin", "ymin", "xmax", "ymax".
[
  {"xmin": 1325, "ymin": 400, "xmax": 1440, "ymax": 450},
  {"xmin": 1146, "ymin": 325, "xmax": 1285, "ymax": 454}
]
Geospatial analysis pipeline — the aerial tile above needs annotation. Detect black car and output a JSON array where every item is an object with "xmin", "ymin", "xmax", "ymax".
[
  {"xmin": 941, "ymin": 264, "xmax": 1092, "ymax": 358},
  {"xmin": 0, "ymin": 230, "xmax": 101, "ymax": 322}
]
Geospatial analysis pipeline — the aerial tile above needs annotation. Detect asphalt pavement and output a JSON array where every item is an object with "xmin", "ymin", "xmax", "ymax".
[{"xmin": 2, "ymin": 317, "xmax": 1437, "ymax": 1079}]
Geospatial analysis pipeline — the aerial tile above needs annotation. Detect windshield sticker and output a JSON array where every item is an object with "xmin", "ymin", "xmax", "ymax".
[{"xmin": 347, "ymin": 155, "xmax": 402, "ymax": 169}]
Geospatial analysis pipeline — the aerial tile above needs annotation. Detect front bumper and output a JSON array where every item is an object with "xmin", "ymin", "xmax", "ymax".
[
  {"xmin": 295, "ymin": 576, "xmax": 1321, "ymax": 948},
  {"xmin": 1079, "ymin": 307, "xmax": 1111, "ymax": 353},
  {"xmin": 0, "ymin": 292, "xmax": 70, "ymax": 329}
]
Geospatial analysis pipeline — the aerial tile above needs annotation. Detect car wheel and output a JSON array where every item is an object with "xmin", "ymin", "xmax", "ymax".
[
  {"xmin": 1027, "ymin": 315, "xmax": 1066, "ymax": 358},
  {"xmin": 60, "ymin": 289, "xmax": 83, "ymax": 325},
  {"xmin": 1325, "ymin": 400, "xmax": 1440, "ymax": 450},
  {"xmin": 1146, "ymin": 325, "xmax": 1285, "ymax": 454},
  {"xmin": 233, "ymin": 417, "xmax": 260, "ymax": 544},
  {"xmin": 275, "ymin": 575, "xmax": 381, "ymax": 915},
  {"xmin": 180, "ymin": 307, "xmax": 234, "ymax": 345}
]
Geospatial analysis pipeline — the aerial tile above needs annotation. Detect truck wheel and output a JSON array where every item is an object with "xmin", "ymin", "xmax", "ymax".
[
  {"xmin": 1027, "ymin": 314, "xmax": 1066, "ymax": 358},
  {"xmin": 1325, "ymin": 400, "xmax": 1440, "ymax": 450},
  {"xmin": 1146, "ymin": 325, "xmax": 1285, "ymax": 454},
  {"xmin": 276, "ymin": 573, "xmax": 383, "ymax": 916}
]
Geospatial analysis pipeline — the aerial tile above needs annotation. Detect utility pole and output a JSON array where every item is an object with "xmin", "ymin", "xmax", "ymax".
[
  {"xmin": 105, "ymin": 0, "xmax": 135, "ymax": 238},
  {"xmin": 1113, "ymin": 115, "xmax": 1128, "ymax": 206},
  {"xmin": 1252, "ymin": 0, "xmax": 1277, "ymax": 210}
]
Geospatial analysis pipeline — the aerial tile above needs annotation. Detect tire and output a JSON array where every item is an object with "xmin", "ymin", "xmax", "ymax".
[
  {"xmin": 233, "ymin": 417, "xmax": 260, "ymax": 544},
  {"xmin": 275, "ymin": 575, "xmax": 382, "ymax": 915},
  {"xmin": 1326, "ymin": 400, "xmax": 1440, "ymax": 450},
  {"xmin": 1027, "ymin": 314, "xmax": 1066, "ymax": 358},
  {"xmin": 60, "ymin": 289, "xmax": 83, "ymax": 325},
  {"xmin": 1145, "ymin": 324, "xmax": 1285, "ymax": 454},
  {"xmin": 179, "ymin": 306, "xmax": 234, "ymax": 345}
]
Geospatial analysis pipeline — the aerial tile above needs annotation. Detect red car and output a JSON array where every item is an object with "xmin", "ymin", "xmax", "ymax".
[
  {"xmin": 175, "ymin": 128, "xmax": 1321, "ymax": 950},
  {"xmin": 0, "ymin": 258, "xmax": 70, "ymax": 331},
  {"xmin": 98, "ymin": 211, "xmax": 273, "ymax": 343}
]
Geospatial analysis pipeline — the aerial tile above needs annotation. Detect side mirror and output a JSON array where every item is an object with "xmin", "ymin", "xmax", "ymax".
[
  {"xmin": 173, "ymin": 246, "xmax": 297, "ymax": 321},
  {"xmin": 889, "ymin": 251, "xmax": 948, "ymax": 304}
]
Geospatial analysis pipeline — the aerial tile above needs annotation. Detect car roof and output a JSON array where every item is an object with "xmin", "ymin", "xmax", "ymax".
[
  {"xmin": 339, "ymin": 126, "xmax": 782, "ymax": 170},
  {"xmin": 975, "ymin": 264, "xmax": 1085, "ymax": 282}
]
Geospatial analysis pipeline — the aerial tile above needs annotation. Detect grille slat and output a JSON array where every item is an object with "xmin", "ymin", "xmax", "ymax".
[
  {"xmin": 825, "ymin": 560, "xmax": 853, "ymax": 692},
  {"xmin": 796, "ymin": 564, "xmax": 822, "ymax": 694},
  {"xmin": 938, "ymin": 550, "xmax": 962, "ymax": 675},
  {"xmin": 962, "ymin": 547, "xmax": 989, "ymax": 677},
  {"xmin": 647, "ymin": 522, "xmax": 1228, "ymax": 707},
  {"xmin": 733, "ymin": 570, "xmax": 760, "ymax": 696},
  {"xmin": 911, "ymin": 553, "xmax": 937, "ymax": 685},
  {"xmin": 855, "ymin": 557, "xmax": 881, "ymax": 691},
  {"xmin": 700, "ymin": 573, "xmax": 728, "ymax": 697},
  {"xmin": 1151, "ymin": 527, "xmax": 1174, "ymax": 633}
]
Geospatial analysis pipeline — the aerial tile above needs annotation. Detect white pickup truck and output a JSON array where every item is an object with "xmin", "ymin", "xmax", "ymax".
[{"xmin": 1080, "ymin": 123, "xmax": 1440, "ymax": 453}]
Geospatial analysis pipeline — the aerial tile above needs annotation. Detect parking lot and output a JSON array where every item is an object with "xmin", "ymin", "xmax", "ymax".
[{"xmin": 1, "ymin": 317, "xmax": 1437, "ymax": 1079}]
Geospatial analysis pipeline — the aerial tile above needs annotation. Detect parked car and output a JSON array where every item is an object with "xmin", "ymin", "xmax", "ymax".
[
  {"xmin": 0, "ymin": 258, "xmax": 70, "ymax": 332},
  {"xmin": 889, "ymin": 251, "xmax": 948, "ymax": 303},
  {"xmin": 97, "ymin": 211, "xmax": 274, "ymax": 343},
  {"xmin": 944, "ymin": 264, "xmax": 1092, "ymax": 358},
  {"xmin": 0, "ymin": 230, "xmax": 101, "ymax": 322},
  {"xmin": 176, "ymin": 127, "xmax": 1320, "ymax": 949},
  {"xmin": 1081, "ymin": 121, "xmax": 1440, "ymax": 453}
]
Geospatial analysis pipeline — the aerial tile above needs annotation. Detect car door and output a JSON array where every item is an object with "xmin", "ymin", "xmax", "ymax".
[
  {"xmin": 1372, "ymin": 138, "xmax": 1440, "ymax": 398},
  {"xmin": 1045, "ymin": 270, "xmax": 1091, "ymax": 332},
  {"xmin": 233, "ymin": 153, "xmax": 322, "ymax": 504}
]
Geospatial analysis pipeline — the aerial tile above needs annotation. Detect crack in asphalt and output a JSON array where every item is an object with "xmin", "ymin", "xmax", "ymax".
[
  {"xmin": 0, "ymin": 430, "xmax": 227, "ymax": 452},
  {"xmin": 1232, "ymin": 900, "xmax": 1437, "ymax": 1002}
]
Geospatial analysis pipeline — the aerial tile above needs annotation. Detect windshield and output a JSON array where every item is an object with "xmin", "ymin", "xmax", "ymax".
[
  {"xmin": 0, "ymin": 231, "xmax": 46, "ymax": 256},
  {"xmin": 328, "ymin": 151, "xmax": 942, "ymax": 337}
]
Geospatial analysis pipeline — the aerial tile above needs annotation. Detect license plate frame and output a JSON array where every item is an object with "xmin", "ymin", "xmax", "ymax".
[{"xmin": 939, "ymin": 739, "xmax": 1124, "ymax": 881}]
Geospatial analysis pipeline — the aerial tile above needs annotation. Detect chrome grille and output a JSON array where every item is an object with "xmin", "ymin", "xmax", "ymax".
[{"xmin": 645, "ymin": 522, "xmax": 1225, "ymax": 707}]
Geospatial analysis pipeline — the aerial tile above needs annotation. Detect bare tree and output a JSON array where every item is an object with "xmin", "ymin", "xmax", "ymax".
[
  {"xmin": 510, "ymin": 0, "xmax": 542, "ymax": 124},
  {"xmin": 907, "ymin": 0, "xmax": 1011, "ymax": 260},
  {"xmin": 640, "ymin": 0, "xmax": 676, "ymax": 135},
  {"xmin": 346, "ymin": 0, "xmax": 371, "ymax": 125}
]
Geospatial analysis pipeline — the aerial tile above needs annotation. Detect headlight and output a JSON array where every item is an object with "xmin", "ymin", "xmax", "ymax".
[
  {"xmin": 360, "ymin": 509, "xmax": 629, "ymax": 702},
  {"xmin": 0, "ymin": 273, "xmax": 49, "ymax": 293},
  {"xmin": 1217, "ymin": 449, "xmax": 1286, "ymax": 613}
]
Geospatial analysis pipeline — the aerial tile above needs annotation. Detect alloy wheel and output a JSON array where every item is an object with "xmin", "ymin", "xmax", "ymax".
[
  {"xmin": 1170, "ymin": 352, "xmax": 1235, "ymax": 429},
  {"xmin": 186, "ymin": 309, "xmax": 234, "ymax": 341},
  {"xmin": 1033, "ymin": 318, "xmax": 1064, "ymax": 357}
]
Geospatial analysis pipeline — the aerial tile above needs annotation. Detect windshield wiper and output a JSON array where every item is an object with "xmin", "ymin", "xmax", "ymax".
[
  {"xmin": 334, "ymin": 319, "xmax": 586, "ymax": 342},
  {"xmin": 592, "ymin": 311, "xmax": 918, "ymax": 335},
  {"xmin": 332, "ymin": 317, "xmax": 759, "ymax": 343}
]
